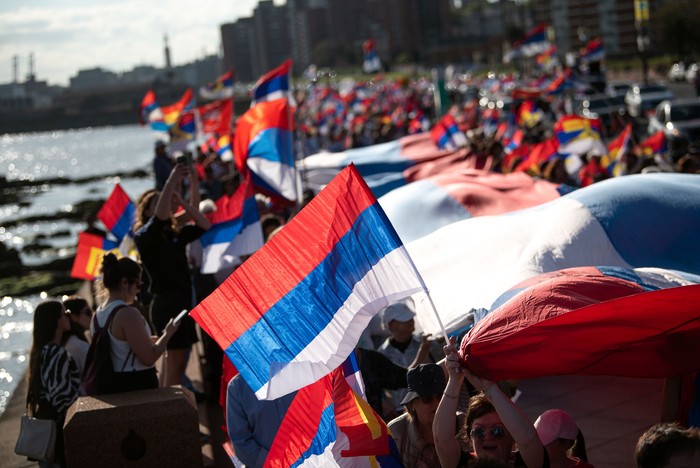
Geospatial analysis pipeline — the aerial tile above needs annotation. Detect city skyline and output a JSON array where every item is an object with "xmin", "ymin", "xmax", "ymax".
[{"xmin": 0, "ymin": 0, "xmax": 266, "ymax": 87}]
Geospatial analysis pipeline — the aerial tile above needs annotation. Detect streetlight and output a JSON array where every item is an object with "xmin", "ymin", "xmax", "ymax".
[{"xmin": 634, "ymin": 0, "xmax": 650, "ymax": 84}]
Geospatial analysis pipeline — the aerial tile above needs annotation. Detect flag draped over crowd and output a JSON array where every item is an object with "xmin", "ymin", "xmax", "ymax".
[{"xmin": 407, "ymin": 173, "xmax": 700, "ymax": 336}]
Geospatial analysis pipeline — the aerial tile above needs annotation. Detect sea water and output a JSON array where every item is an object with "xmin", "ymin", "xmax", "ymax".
[{"xmin": 0, "ymin": 124, "xmax": 158, "ymax": 416}]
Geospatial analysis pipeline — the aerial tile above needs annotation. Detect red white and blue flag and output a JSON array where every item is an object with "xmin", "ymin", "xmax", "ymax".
[
  {"xmin": 260, "ymin": 359, "xmax": 403, "ymax": 467},
  {"xmin": 362, "ymin": 39, "xmax": 383, "ymax": 74},
  {"xmin": 407, "ymin": 173, "xmax": 700, "ymax": 337},
  {"xmin": 580, "ymin": 38, "xmax": 605, "ymax": 63},
  {"xmin": 234, "ymin": 98, "xmax": 298, "ymax": 202},
  {"xmin": 97, "ymin": 183, "xmax": 136, "ymax": 243},
  {"xmin": 463, "ymin": 268, "xmax": 700, "ymax": 381},
  {"xmin": 250, "ymin": 59, "xmax": 294, "ymax": 107},
  {"xmin": 199, "ymin": 174, "xmax": 263, "ymax": 274},
  {"xmin": 199, "ymin": 70, "xmax": 234, "ymax": 101},
  {"xmin": 139, "ymin": 90, "xmax": 167, "ymax": 135},
  {"xmin": 430, "ymin": 114, "xmax": 467, "ymax": 150},
  {"xmin": 190, "ymin": 164, "xmax": 427, "ymax": 400}
]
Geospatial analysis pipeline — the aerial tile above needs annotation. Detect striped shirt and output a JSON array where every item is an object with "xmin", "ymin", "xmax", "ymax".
[{"xmin": 40, "ymin": 343, "xmax": 80, "ymax": 414}]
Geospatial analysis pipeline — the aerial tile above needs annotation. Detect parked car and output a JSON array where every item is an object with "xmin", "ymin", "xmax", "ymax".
[
  {"xmin": 625, "ymin": 83, "xmax": 675, "ymax": 118},
  {"xmin": 576, "ymin": 94, "xmax": 627, "ymax": 138},
  {"xmin": 647, "ymin": 98, "xmax": 700, "ymax": 158}
]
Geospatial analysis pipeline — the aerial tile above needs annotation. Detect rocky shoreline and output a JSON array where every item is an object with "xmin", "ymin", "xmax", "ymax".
[{"xmin": 0, "ymin": 169, "xmax": 150, "ymax": 297}]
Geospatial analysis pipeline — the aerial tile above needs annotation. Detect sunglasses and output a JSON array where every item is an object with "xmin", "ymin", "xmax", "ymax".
[
  {"xmin": 417, "ymin": 394, "xmax": 441, "ymax": 405},
  {"xmin": 470, "ymin": 426, "xmax": 506, "ymax": 440}
]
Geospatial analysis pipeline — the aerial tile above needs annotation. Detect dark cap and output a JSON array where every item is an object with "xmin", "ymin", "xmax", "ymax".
[
  {"xmin": 686, "ymin": 142, "xmax": 700, "ymax": 155},
  {"xmin": 155, "ymin": 140, "xmax": 167, "ymax": 148},
  {"xmin": 400, "ymin": 363, "xmax": 446, "ymax": 405}
]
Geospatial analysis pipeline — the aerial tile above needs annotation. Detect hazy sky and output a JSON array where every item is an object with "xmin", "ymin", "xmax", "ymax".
[{"xmin": 0, "ymin": 0, "xmax": 264, "ymax": 86}]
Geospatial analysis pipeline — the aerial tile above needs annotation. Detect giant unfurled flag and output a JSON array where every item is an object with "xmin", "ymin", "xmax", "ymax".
[
  {"xmin": 637, "ymin": 130, "xmax": 668, "ymax": 157},
  {"xmin": 250, "ymin": 59, "xmax": 294, "ymax": 107},
  {"xmin": 199, "ymin": 70, "xmax": 234, "ymax": 100},
  {"xmin": 302, "ymin": 133, "xmax": 470, "ymax": 198},
  {"xmin": 190, "ymin": 164, "xmax": 428, "ymax": 400},
  {"xmin": 580, "ymin": 38, "xmax": 605, "ymax": 63},
  {"xmin": 97, "ymin": 183, "xmax": 136, "ymax": 243},
  {"xmin": 139, "ymin": 90, "xmax": 167, "ymax": 134},
  {"xmin": 362, "ymin": 39, "xmax": 383, "ymax": 74},
  {"xmin": 234, "ymin": 98, "xmax": 298, "ymax": 201},
  {"xmin": 462, "ymin": 268, "xmax": 700, "ymax": 381},
  {"xmin": 161, "ymin": 88, "xmax": 194, "ymax": 129},
  {"xmin": 70, "ymin": 232, "xmax": 120, "ymax": 280},
  {"xmin": 430, "ymin": 114, "xmax": 467, "ymax": 150},
  {"xmin": 199, "ymin": 173, "xmax": 263, "ymax": 274},
  {"xmin": 554, "ymin": 115, "xmax": 607, "ymax": 156},
  {"xmin": 601, "ymin": 123, "xmax": 632, "ymax": 177},
  {"xmin": 406, "ymin": 173, "xmax": 700, "ymax": 336},
  {"xmin": 379, "ymin": 169, "xmax": 565, "ymax": 244}
]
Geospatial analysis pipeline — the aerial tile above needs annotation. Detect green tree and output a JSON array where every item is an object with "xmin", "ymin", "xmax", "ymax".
[{"xmin": 656, "ymin": 0, "xmax": 700, "ymax": 61}]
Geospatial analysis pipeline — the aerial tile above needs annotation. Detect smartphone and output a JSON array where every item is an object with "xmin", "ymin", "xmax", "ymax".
[
  {"xmin": 173, "ymin": 309, "xmax": 189, "ymax": 326},
  {"xmin": 175, "ymin": 152, "xmax": 192, "ymax": 166}
]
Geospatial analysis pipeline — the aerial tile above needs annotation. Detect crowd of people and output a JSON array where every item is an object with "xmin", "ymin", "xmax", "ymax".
[{"xmin": 23, "ymin": 69, "xmax": 700, "ymax": 468}]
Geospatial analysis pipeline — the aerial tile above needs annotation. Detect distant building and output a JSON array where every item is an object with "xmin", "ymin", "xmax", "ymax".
[
  {"xmin": 69, "ymin": 67, "xmax": 120, "ymax": 91},
  {"xmin": 530, "ymin": 0, "xmax": 651, "ymax": 58}
]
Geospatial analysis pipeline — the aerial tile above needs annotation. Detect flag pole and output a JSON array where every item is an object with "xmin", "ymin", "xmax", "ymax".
[{"xmin": 284, "ymin": 60, "xmax": 303, "ymax": 212}]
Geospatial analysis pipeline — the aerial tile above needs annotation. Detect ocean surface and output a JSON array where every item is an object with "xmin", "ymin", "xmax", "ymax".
[{"xmin": 0, "ymin": 124, "xmax": 158, "ymax": 417}]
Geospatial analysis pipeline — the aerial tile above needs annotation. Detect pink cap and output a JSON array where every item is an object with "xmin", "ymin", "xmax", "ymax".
[{"xmin": 534, "ymin": 409, "xmax": 579, "ymax": 445}]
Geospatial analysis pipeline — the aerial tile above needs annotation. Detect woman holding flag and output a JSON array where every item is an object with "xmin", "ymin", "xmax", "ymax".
[{"xmin": 134, "ymin": 162, "xmax": 211, "ymax": 387}]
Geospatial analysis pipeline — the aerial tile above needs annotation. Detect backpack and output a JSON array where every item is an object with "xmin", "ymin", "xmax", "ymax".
[{"xmin": 82, "ymin": 304, "xmax": 127, "ymax": 396}]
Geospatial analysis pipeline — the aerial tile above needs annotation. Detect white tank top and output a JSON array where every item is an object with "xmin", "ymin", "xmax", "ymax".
[{"xmin": 93, "ymin": 300, "xmax": 153, "ymax": 372}]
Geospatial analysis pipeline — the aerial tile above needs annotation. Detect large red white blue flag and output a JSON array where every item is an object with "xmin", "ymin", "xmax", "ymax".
[
  {"xmin": 407, "ymin": 173, "xmax": 700, "ymax": 337},
  {"xmin": 191, "ymin": 164, "xmax": 427, "ymax": 400},
  {"xmin": 302, "ymin": 133, "xmax": 464, "ymax": 198},
  {"xmin": 234, "ymin": 98, "xmax": 298, "ymax": 202},
  {"xmin": 378, "ymin": 169, "xmax": 565, "ymax": 243}
]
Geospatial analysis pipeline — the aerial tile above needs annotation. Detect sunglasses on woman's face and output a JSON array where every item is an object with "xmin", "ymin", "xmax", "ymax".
[{"xmin": 470, "ymin": 426, "xmax": 506, "ymax": 440}]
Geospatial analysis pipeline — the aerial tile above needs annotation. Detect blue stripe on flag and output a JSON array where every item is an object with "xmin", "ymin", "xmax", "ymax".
[
  {"xmin": 596, "ymin": 266, "xmax": 660, "ymax": 291},
  {"xmin": 249, "ymin": 128, "xmax": 294, "ymax": 165},
  {"xmin": 290, "ymin": 403, "xmax": 336, "ymax": 468},
  {"xmin": 112, "ymin": 204, "xmax": 135, "ymax": 240},
  {"xmin": 254, "ymin": 75, "xmax": 289, "ymax": 101},
  {"xmin": 199, "ymin": 218, "xmax": 243, "ymax": 247},
  {"xmin": 226, "ymin": 203, "xmax": 403, "ymax": 394}
]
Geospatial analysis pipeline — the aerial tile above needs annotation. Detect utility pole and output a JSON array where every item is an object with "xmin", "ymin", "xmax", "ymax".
[{"xmin": 634, "ymin": 0, "xmax": 650, "ymax": 84}]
